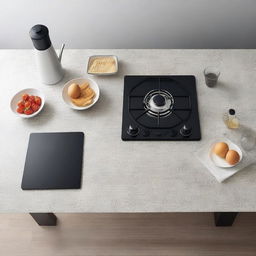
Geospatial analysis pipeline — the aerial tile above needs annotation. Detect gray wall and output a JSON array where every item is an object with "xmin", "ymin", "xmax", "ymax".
[{"xmin": 1, "ymin": 0, "xmax": 256, "ymax": 49}]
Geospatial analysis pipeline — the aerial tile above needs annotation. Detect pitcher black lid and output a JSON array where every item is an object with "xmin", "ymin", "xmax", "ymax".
[{"xmin": 29, "ymin": 24, "xmax": 51, "ymax": 50}]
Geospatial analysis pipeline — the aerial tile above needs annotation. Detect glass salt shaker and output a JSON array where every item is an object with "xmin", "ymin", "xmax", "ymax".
[{"xmin": 223, "ymin": 109, "xmax": 240, "ymax": 129}]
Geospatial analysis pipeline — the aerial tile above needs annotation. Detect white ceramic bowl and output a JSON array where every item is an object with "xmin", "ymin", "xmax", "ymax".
[
  {"xmin": 10, "ymin": 88, "xmax": 45, "ymax": 118},
  {"xmin": 62, "ymin": 77, "xmax": 100, "ymax": 110},
  {"xmin": 87, "ymin": 55, "xmax": 118, "ymax": 75},
  {"xmin": 209, "ymin": 140, "xmax": 243, "ymax": 168}
]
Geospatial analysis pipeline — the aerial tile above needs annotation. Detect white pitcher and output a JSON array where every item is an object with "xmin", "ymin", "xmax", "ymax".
[{"xmin": 30, "ymin": 24, "xmax": 65, "ymax": 85}]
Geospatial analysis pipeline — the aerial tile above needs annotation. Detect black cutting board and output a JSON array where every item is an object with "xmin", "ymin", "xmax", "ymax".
[{"xmin": 21, "ymin": 132, "xmax": 84, "ymax": 190}]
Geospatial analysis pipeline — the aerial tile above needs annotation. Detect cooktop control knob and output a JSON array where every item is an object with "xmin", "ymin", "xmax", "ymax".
[
  {"xmin": 153, "ymin": 94, "xmax": 165, "ymax": 107},
  {"xmin": 127, "ymin": 125, "xmax": 139, "ymax": 136},
  {"xmin": 180, "ymin": 124, "xmax": 192, "ymax": 137}
]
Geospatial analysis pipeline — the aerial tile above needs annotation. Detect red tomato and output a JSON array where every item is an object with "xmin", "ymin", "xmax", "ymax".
[
  {"xmin": 24, "ymin": 108, "xmax": 34, "ymax": 115},
  {"xmin": 17, "ymin": 100, "xmax": 24, "ymax": 107},
  {"xmin": 24, "ymin": 101, "xmax": 31, "ymax": 108},
  {"xmin": 28, "ymin": 95, "xmax": 35, "ymax": 103},
  {"xmin": 17, "ymin": 107, "xmax": 24, "ymax": 114},
  {"xmin": 31, "ymin": 103, "xmax": 40, "ymax": 112},
  {"xmin": 22, "ymin": 94, "xmax": 29, "ymax": 101},
  {"xmin": 34, "ymin": 96, "xmax": 41, "ymax": 106},
  {"xmin": 18, "ymin": 94, "xmax": 41, "ymax": 115}
]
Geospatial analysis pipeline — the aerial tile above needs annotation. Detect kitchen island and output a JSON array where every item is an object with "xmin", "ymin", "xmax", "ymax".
[{"xmin": 0, "ymin": 49, "xmax": 256, "ymax": 226}]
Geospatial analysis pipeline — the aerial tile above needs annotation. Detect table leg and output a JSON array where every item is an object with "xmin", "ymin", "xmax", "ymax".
[
  {"xmin": 30, "ymin": 213, "xmax": 57, "ymax": 226},
  {"xmin": 214, "ymin": 212, "xmax": 238, "ymax": 226}
]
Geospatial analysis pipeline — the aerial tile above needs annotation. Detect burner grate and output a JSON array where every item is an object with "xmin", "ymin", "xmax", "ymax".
[{"xmin": 128, "ymin": 77, "xmax": 192, "ymax": 129}]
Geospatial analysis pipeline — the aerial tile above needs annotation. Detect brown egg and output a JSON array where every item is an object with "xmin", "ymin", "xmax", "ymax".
[
  {"xmin": 213, "ymin": 142, "xmax": 229, "ymax": 158},
  {"xmin": 68, "ymin": 83, "xmax": 81, "ymax": 99},
  {"xmin": 226, "ymin": 150, "xmax": 240, "ymax": 165}
]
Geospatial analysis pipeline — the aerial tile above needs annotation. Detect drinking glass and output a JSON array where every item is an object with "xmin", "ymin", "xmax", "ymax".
[
  {"xmin": 240, "ymin": 132, "xmax": 256, "ymax": 151},
  {"xmin": 204, "ymin": 66, "xmax": 220, "ymax": 87}
]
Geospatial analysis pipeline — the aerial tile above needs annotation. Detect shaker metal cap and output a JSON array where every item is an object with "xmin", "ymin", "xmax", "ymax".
[
  {"xmin": 229, "ymin": 109, "xmax": 235, "ymax": 115},
  {"xmin": 29, "ymin": 24, "xmax": 51, "ymax": 51}
]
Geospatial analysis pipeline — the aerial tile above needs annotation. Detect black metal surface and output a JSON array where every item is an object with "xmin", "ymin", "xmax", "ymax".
[
  {"xmin": 121, "ymin": 75, "xmax": 201, "ymax": 140},
  {"xmin": 214, "ymin": 212, "xmax": 238, "ymax": 227},
  {"xmin": 30, "ymin": 213, "xmax": 57, "ymax": 226},
  {"xmin": 21, "ymin": 132, "xmax": 84, "ymax": 190}
]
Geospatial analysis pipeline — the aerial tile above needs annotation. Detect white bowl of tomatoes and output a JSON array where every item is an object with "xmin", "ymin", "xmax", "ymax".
[{"xmin": 10, "ymin": 88, "xmax": 45, "ymax": 118}]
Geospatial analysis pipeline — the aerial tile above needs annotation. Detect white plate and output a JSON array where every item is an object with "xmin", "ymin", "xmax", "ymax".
[
  {"xmin": 209, "ymin": 140, "xmax": 243, "ymax": 168},
  {"xmin": 10, "ymin": 88, "xmax": 45, "ymax": 118},
  {"xmin": 62, "ymin": 77, "xmax": 100, "ymax": 110}
]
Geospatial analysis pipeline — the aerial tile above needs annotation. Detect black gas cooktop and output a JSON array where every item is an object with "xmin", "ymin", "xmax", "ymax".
[{"xmin": 121, "ymin": 75, "xmax": 201, "ymax": 140}]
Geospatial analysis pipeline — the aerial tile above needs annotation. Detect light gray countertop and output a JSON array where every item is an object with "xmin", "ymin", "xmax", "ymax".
[{"xmin": 0, "ymin": 49, "xmax": 256, "ymax": 213}]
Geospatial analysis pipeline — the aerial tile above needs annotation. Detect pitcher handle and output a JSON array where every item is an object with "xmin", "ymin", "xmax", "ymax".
[{"xmin": 58, "ymin": 43, "xmax": 65, "ymax": 62}]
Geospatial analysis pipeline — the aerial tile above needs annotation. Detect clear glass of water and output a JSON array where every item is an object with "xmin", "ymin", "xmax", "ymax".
[
  {"xmin": 240, "ymin": 132, "xmax": 256, "ymax": 151},
  {"xmin": 204, "ymin": 66, "xmax": 220, "ymax": 87}
]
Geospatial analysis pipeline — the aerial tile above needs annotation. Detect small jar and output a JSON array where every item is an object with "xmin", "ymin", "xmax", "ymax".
[{"xmin": 223, "ymin": 109, "xmax": 240, "ymax": 129}]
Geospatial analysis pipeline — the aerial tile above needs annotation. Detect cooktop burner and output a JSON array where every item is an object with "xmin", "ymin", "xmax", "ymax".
[
  {"xmin": 144, "ymin": 89, "xmax": 174, "ymax": 117},
  {"xmin": 121, "ymin": 75, "xmax": 201, "ymax": 140}
]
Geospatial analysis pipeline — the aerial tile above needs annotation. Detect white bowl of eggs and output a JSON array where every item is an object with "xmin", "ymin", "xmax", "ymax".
[
  {"xmin": 210, "ymin": 140, "xmax": 242, "ymax": 168},
  {"xmin": 62, "ymin": 77, "xmax": 100, "ymax": 110}
]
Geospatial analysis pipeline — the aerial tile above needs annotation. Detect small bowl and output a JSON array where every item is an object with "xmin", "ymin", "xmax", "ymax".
[
  {"xmin": 10, "ymin": 88, "xmax": 45, "ymax": 118},
  {"xmin": 62, "ymin": 77, "xmax": 100, "ymax": 110},
  {"xmin": 87, "ymin": 55, "xmax": 118, "ymax": 75}
]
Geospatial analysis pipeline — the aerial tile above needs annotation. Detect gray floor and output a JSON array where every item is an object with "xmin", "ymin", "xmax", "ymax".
[{"xmin": 0, "ymin": 213, "xmax": 256, "ymax": 255}]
